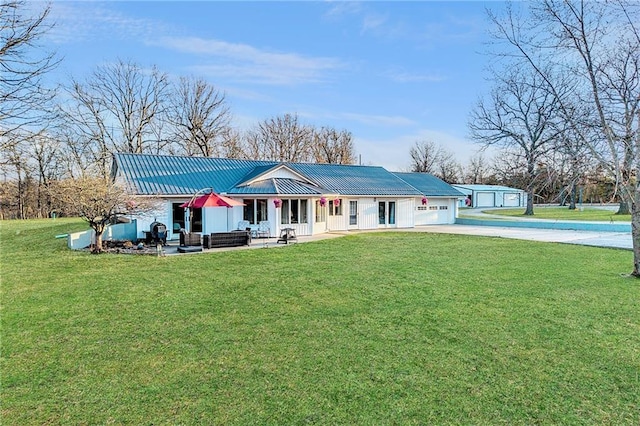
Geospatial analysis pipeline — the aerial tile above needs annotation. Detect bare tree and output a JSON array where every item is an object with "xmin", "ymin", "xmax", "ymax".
[
  {"xmin": 0, "ymin": 1, "xmax": 58, "ymax": 145},
  {"xmin": 51, "ymin": 176, "xmax": 156, "ymax": 253},
  {"xmin": 32, "ymin": 132, "xmax": 62, "ymax": 217},
  {"xmin": 486, "ymin": 0, "xmax": 640, "ymax": 274},
  {"xmin": 554, "ymin": 124, "xmax": 594, "ymax": 209},
  {"xmin": 219, "ymin": 128, "xmax": 246, "ymax": 159},
  {"xmin": 435, "ymin": 149, "xmax": 462, "ymax": 183},
  {"xmin": 463, "ymin": 153, "xmax": 494, "ymax": 184},
  {"xmin": 409, "ymin": 140, "xmax": 462, "ymax": 183},
  {"xmin": 168, "ymin": 76, "xmax": 232, "ymax": 157},
  {"xmin": 409, "ymin": 140, "xmax": 441, "ymax": 174},
  {"xmin": 491, "ymin": 149, "xmax": 531, "ymax": 191},
  {"xmin": 312, "ymin": 127, "xmax": 355, "ymax": 164},
  {"xmin": 60, "ymin": 59, "xmax": 169, "ymax": 178},
  {"xmin": 0, "ymin": 137, "xmax": 34, "ymax": 218},
  {"xmin": 243, "ymin": 113, "xmax": 314, "ymax": 162},
  {"xmin": 469, "ymin": 67, "xmax": 563, "ymax": 215}
]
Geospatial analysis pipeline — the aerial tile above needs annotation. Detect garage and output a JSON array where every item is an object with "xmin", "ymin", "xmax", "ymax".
[
  {"xmin": 476, "ymin": 192, "xmax": 495, "ymax": 207},
  {"xmin": 453, "ymin": 184, "xmax": 527, "ymax": 208},
  {"xmin": 392, "ymin": 172, "xmax": 464, "ymax": 225},
  {"xmin": 503, "ymin": 192, "xmax": 521, "ymax": 207},
  {"xmin": 414, "ymin": 198, "xmax": 455, "ymax": 225}
]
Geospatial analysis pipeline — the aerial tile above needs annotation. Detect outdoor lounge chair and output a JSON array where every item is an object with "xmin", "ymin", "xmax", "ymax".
[
  {"xmin": 257, "ymin": 221, "xmax": 270, "ymax": 238},
  {"xmin": 237, "ymin": 220, "xmax": 250, "ymax": 231}
]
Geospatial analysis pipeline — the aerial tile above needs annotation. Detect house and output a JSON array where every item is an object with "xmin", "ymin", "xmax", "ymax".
[
  {"xmin": 452, "ymin": 184, "xmax": 527, "ymax": 208},
  {"xmin": 111, "ymin": 153, "xmax": 464, "ymax": 241},
  {"xmin": 392, "ymin": 172, "xmax": 465, "ymax": 225}
]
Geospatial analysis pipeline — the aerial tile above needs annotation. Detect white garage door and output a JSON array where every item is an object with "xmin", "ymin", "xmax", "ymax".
[
  {"xmin": 415, "ymin": 200, "xmax": 453, "ymax": 225},
  {"xmin": 504, "ymin": 192, "xmax": 521, "ymax": 207},
  {"xmin": 476, "ymin": 192, "xmax": 495, "ymax": 207}
]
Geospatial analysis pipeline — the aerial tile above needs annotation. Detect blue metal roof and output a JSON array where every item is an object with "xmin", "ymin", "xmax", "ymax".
[
  {"xmin": 114, "ymin": 153, "xmax": 276, "ymax": 195},
  {"xmin": 393, "ymin": 172, "xmax": 465, "ymax": 197},
  {"xmin": 452, "ymin": 184, "xmax": 524, "ymax": 192},
  {"xmin": 288, "ymin": 163, "xmax": 422, "ymax": 196},
  {"xmin": 227, "ymin": 178, "xmax": 325, "ymax": 196},
  {"xmin": 113, "ymin": 153, "xmax": 452, "ymax": 197}
]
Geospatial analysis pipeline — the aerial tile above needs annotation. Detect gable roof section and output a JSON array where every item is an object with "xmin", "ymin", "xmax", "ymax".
[
  {"xmin": 228, "ymin": 178, "xmax": 325, "ymax": 196},
  {"xmin": 393, "ymin": 172, "xmax": 465, "ymax": 197},
  {"xmin": 113, "ymin": 153, "xmax": 274, "ymax": 195},
  {"xmin": 236, "ymin": 163, "xmax": 318, "ymax": 187},
  {"xmin": 289, "ymin": 163, "xmax": 422, "ymax": 196}
]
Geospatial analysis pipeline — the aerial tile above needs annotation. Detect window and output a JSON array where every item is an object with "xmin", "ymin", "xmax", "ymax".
[
  {"xmin": 328, "ymin": 199, "xmax": 343, "ymax": 216},
  {"xmin": 243, "ymin": 199, "xmax": 255, "ymax": 224},
  {"xmin": 280, "ymin": 199, "xmax": 309, "ymax": 225},
  {"xmin": 281, "ymin": 199, "xmax": 289, "ymax": 224},
  {"xmin": 379, "ymin": 201, "xmax": 396, "ymax": 225},
  {"xmin": 191, "ymin": 208, "xmax": 202, "ymax": 232},
  {"xmin": 349, "ymin": 201, "xmax": 357, "ymax": 225},
  {"xmin": 257, "ymin": 199, "xmax": 267, "ymax": 222},
  {"xmin": 429, "ymin": 206, "xmax": 438, "ymax": 211},
  {"xmin": 439, "ymin": 205, "xmax": 448, "ymax": 210},
  {"xmin": 300, "ymin": 199, "xmax": 308, "ymax": 223},
  {"xmin": 315, "ymin": 200, "xmax": 326, "ymax": 223},
  {"xmin": 389, "ymin": 201, "xmax": 396, "ymax": 225},
  {"xmin": 243, "ymin": 198, "xmax": 268, "ymax": 224},
  {"xmin": 172, "ymin": 203, "xmax": 185, "ymax": 230}
]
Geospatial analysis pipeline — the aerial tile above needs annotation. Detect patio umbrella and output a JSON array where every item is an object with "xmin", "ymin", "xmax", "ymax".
[{"xmin": 180, "ymin": 192, "xmax": 244, "ymax": 208}]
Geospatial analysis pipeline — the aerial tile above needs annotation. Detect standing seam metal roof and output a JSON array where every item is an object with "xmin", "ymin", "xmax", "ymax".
[
  {"xmin": 393, "ymin": 172, "xmax": 466, "ymax": 197},
  {"xmin": 113, "ymin": 153, "xmax": 458, "ymax": 197}
]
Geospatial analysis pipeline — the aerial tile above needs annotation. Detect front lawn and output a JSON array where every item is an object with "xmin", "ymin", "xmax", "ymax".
[
  {"xmin": 1, "ymin": 219, "xmax": 638, "ymax": 424},
  {"xmin": 482, "ymin": 206, "xmax": 631, "ymax": 221}
]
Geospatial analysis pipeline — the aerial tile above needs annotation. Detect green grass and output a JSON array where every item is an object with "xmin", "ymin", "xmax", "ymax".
[
  {"xmin": 2, "ymin": 219, "xmax": 639, "ymax": 425},
  {"xmin": 482, "ymin": 206, "xmax": 631, "ymax": 222}
]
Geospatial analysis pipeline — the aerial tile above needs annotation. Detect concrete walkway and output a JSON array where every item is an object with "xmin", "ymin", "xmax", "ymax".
[
  {"xmin": 414, "ymin": 224, "xmax": 632, "ymax": 250},
  {"xmin": 447, "ymin": 206, "xmax": 633, "ymax": 250}
]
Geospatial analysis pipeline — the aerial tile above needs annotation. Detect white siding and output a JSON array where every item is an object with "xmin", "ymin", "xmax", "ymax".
[
  {"xmin": 268, "ymin": 168, "xmax": 305, "ymax": 180},
  {"xmin": 203, "ymin": 206, "xmax": 232, "ymax": 233},
  {"xmin": 358, "ymin": 198, "xmax": 379, "ymax": 230},
  {"xmin": 327, "ymin": 209, "xmax": 346, "ymax": 231},
  {"xmin": 396, "ymin": 198, "xmax": 414, "ymax": 228}
]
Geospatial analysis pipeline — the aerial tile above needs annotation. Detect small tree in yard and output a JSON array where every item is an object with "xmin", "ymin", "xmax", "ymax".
[{"xmin": 52, "ymin": 177, "xmax": 149, "ymax": 253}]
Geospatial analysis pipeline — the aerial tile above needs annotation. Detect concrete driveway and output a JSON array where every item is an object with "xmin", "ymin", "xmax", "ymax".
[{"xmin": 416, "ymin": 224, "xmax": 632, "ymax": 250}]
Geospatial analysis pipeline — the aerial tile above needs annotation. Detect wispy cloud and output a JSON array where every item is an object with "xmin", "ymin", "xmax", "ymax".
[
  {"xmin": 46, "ymin": 3, "xmax": 169, "ymax": 44},
  {"xmin": 323, "ymin": 2, "xmax": 484, "ymax": 45},
  {"xmin": 157, "ymin": 36, "xmax": 344, "ymax": 86},
  {"xmin": 323, "ymin": 2, "xmax": 389, "ymax": 36},
  {"xmin": 383, "ymin": 69, "xmax": 446, "ymax": 83},
  {"xmin": 340, "ymin": 112, "xmax": 415, "ymax": 127},
  {"xmin": 323, "ymin": 2, "xmax": 364, "ymax": 20},
  {"xmin": 361, "ymin": 12, "xmax": 388, "ymax": 34}
]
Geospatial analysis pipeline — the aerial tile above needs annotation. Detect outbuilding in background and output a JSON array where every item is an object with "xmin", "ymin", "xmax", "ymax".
[{"xmin": 452, "ymin": 184, "xmax": 527, "ymax": 208}]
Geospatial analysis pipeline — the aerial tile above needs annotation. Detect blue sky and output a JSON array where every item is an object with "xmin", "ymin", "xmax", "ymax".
[{"xmin": 42, "ymin": 1, "xmax": 499, "ymax": 171}]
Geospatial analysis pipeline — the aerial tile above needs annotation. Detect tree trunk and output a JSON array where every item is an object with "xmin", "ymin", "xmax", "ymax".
[
  {"xmin": 631, "ymin": 202, "xmax": 640, "ymax": 277},
  {"xmin": 524, "ymin": 189, "xmax": 534, "ymax": 215},
  {"xmin": 569, "ymin": 184, "xmax": 577, "ymax": 210},
  {"xmin": 92, "ymin": 223, "xmax": 105, "ymax": 254},
  {"xmin": 617, "ymin": 201, "xmax": 630, "ymax": 215}
]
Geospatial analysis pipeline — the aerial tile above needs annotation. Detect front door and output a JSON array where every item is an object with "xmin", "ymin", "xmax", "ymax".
[{"xmin": 349, "ymin": 201, "xmax": 358, "ymax": 229}]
